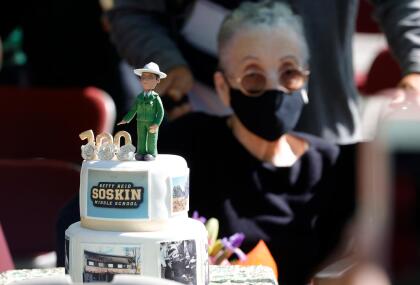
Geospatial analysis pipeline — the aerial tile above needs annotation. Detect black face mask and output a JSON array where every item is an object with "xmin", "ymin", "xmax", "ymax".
[{"xmin": 230, "ymin": 88, "xmax": 306, "ymax": 141}]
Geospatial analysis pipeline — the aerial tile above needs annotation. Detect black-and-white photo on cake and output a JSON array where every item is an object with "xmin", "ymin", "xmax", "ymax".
[
  {"xmin": 204, "ymin": 242, "xmax": 209, "ymax": 285},
  {"xmin": 160, "ymin": 240, "xmax": 197, "ymax": 285},
  {"xmin": 65, "ymin": 235, "xmax": 70, "ymax": 274},
  {"xmin": 82, "ymin": 244, "xmax": 142, "ymax": 283}
]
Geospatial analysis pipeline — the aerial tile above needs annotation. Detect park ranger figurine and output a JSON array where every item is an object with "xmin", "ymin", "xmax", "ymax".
[{"xmin": 117, "ymin": 62, "xmax": 166, "ymax": 161}]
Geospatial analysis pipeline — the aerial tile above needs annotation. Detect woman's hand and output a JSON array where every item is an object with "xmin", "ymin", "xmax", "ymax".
[
  {"xmin": 155, "ymin": 66, "xmax": 194, "ymax": 120},
  {"xmin": 398, "ymin": 73, "xmax": 420, "ymax": 91},
  {"xmin": 156, "ymin": 66, "xmax": 194, "ymax": 100},
  {"xmin": 398, "ymin": 73, "xmax": 420, "ymax": 92},
  {"xmin": 388, "ymin": 73, "xmax": 420, "ymax": 107}
]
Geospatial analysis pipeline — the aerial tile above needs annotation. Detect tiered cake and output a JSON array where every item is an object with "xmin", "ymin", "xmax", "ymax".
[{"xmin": 65, "ymin": 131, "xmax": 209, "ymax": 284}]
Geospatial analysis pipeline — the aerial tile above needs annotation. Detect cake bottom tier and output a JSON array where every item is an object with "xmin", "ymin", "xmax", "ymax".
[{"xmin": 65, "ymin": 219, "xmax": 209, "ymax": 284}]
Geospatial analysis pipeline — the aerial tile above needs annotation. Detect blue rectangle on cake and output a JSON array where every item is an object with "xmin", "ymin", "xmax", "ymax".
[{"xmin": 87, "ymin": 169, "xmax": 149, "ymax": 219}]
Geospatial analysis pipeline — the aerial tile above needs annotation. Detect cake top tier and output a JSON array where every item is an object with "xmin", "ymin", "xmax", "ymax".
[{"xmin": 80, "ymin": 153, "xmax": 190, "ymax": 232}]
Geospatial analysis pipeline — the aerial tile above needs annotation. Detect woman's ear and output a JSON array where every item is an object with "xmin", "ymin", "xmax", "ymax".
[{"xmin": 214, "ymin": 71, "xmax": 230, "ymax": 107}]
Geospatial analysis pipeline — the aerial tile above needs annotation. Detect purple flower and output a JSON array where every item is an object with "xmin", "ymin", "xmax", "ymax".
[
  {"xmin": 220, "ymin": 233, "xmax": 247, "ymax": 262},
  {"xmin": 192, "ymin": 211, "xmax": 207, "ymax": 224},
  {"xmin": 229, "ymin": 233, "xmax": 245, "ymax": 248}
]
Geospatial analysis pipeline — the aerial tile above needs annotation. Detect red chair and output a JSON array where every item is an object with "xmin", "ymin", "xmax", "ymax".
[
  {"xmin": 356, "ymin": 0, "xmax": 381, "ymax": 34},
  {"xmin": 0, "ymin": 223, "xmax": 14, "ymax": 272},
  {"xmin": 354, "ymin": 0, "xmax": 403, "ymax": 94},
  {"xmin": 0, "ymin": 86, "xmax": 116, "ymax": 164},
  {"xmin": 0, "ymin": 159, "xmax": 80, "ymax": 260},
  {"xmin": 359, "ymin": 48, "xmax": 402, "ymax": 95}
]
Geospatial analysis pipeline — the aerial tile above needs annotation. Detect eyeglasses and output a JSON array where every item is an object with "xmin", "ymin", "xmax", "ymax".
[{"xmin": 226, "ymin": 66, "xmax": 309, "ymax": 97}]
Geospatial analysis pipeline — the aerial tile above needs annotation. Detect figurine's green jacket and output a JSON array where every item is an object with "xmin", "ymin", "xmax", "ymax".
[{"xmin": 123, "ymin": 91, "xmax": 164, "ymax": 125}]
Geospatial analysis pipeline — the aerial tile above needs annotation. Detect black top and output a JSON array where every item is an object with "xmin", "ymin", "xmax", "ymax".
[{"xmin": 159, "ymin": 113, "xmax": 357, "ymax": 284}]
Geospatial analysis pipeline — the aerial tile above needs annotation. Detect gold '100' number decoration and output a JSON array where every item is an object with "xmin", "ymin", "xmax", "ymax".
[{"xmin": 79, "ymin": 130, "xmax": 136, "ymax": 161}]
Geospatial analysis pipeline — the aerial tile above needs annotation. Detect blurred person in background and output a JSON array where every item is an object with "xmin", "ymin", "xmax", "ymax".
[{"xmin": 107, "ymin": 0, "xmax": 420, "ymax": 144}]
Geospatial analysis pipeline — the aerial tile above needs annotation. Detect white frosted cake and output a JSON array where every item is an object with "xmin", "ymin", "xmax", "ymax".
[
  {"xmin": 80, "ymin": 155, "xmax": 189, "ymax": 232},
  {"xmin": 66, "ymin": 131, "xmax": 209, "ymax": 284}
]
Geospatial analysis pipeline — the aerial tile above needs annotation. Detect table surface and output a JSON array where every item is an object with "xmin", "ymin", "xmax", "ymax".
[{"xmin": 0, "ymin": 265, "xmax": 278, "ymax": 285}]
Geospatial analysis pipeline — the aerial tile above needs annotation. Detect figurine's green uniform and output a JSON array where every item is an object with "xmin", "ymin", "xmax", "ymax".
[{"xmin": 122, "ymin": 90, "xmax": 164, "ymax": 156}]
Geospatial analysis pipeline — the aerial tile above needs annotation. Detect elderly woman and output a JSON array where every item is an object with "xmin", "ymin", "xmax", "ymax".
[{"xmin": 159, "ymin": 1, "xmax": 356, "ymax": 284}]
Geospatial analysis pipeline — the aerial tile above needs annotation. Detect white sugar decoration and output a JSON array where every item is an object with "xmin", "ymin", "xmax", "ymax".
[
  {"xmin": 97, "ymin": 142, "xmax": 116, "ymax": 160},
  {"xmin": 116, "ymin": 143, "xmax": 136, "ymax": 161},
  {"xmin": 114, "ymin": 131, "xmax": 136, "ymax": 161},
  {"xmin": 81, "ymin": 142, "xmax": 97, "ymax": 160},
  {"xmin": 79, "ymin": 130, "xmax": 137, "ymax": 161},
  {"xmin": 96, "ymin": 132, "xmax": 115, "ymax": 160}
]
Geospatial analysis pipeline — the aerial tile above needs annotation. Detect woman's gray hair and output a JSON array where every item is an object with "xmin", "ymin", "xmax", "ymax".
[{"xmin": 218, "ymin": 0, "xmax": 309, "ymax": 64}]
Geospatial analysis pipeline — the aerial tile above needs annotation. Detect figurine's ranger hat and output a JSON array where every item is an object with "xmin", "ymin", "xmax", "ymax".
[{"xmin": 134, "ymin": 62, "xmax": 167, "ymax": 79}]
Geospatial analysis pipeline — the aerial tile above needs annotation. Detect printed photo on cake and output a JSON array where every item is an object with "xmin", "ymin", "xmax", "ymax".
[
  {"xmin": 171, "ymin": 176, "xmax": 189, "ymax": 214},
  {"xmin": 87, "ymin": 169, "xmax": 150, "ymax": 220},
  {"xmin": 82, "ymin": 244, "xmax": 142, "ymax": 283},
  {"xmin": 65, "ymin": 235, "xmax": 70, "ymax": 274},
  {"xmin": 160, "ymin": 240, "xmax": 197, "ymax": 285},
  {"xmin": 204, "ymin": 242, "xmax": 209, "ymax": 285}
]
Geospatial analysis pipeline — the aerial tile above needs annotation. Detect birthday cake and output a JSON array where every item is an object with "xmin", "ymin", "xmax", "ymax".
[{"xmin": 65, "ymin": 130, "xmax": 209, "ymax": 284}]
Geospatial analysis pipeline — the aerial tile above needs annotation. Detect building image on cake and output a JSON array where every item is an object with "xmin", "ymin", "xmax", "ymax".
[
  {"xmin": 82, "ymin": 247, "xmax": 141, "ymax": 282},
  {"xmin": 160, "ymin": 240, "xmax": 197, "ymax": 285}
]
